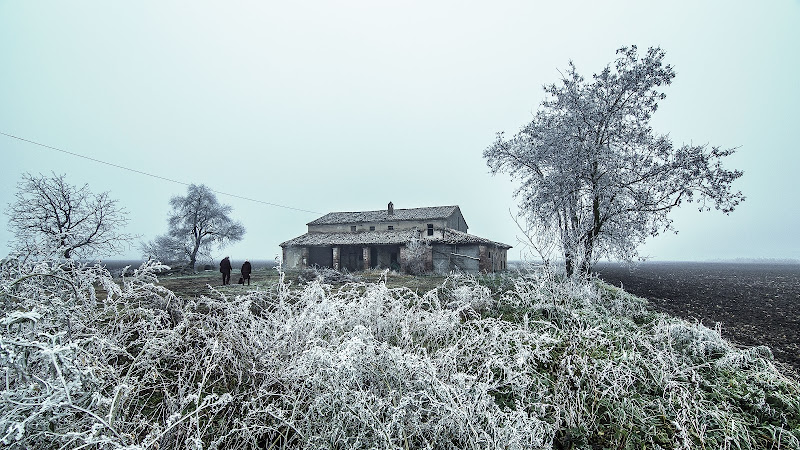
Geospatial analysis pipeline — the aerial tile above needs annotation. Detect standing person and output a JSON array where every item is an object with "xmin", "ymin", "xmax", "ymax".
[
  {"xmin": 220, "ymin": 256, "xmax": 232, "ymax": 285},
  {"xmin": 241, "ymin": 260, "xmax": 252, "ymax": 286}
]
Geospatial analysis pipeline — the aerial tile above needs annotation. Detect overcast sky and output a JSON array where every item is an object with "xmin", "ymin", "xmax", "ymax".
[{"xmin": 2, "ymin": 1, "xmax": 798, "ymax": 263}]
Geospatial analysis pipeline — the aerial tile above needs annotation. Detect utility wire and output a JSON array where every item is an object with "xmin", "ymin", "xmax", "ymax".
[{"xmin": 1, "ymin": 131, "xmax": 321, "ymax": 215}]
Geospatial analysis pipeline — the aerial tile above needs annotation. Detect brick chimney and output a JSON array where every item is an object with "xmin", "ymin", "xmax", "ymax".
[{"xmin": 388, "ymin": 201, "xmax": 394, "ymax": 215}]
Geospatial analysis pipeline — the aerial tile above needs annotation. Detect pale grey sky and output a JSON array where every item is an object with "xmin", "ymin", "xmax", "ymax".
[{"xmin": 2, "ymin": 1, "xmax": 798, "ymax": 262}]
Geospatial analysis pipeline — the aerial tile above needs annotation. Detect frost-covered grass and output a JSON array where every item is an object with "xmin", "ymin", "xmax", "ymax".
[{"xmin": 1, "ymin": 258, "xmax": 799, "ymax": 449}]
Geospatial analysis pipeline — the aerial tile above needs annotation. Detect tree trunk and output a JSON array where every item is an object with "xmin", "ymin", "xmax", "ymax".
[
  {"xmin": 564, "ymin": 251, "xmax": 575, "ymax": 277},
  {"xmin": 578, "ymin": 256, "xmax": 591, "ymax": 276},
  {"xmin": 579, "ymin": 192, "xmax": 602, "ymax": 276},
  {"xmin": 188, "ymin": 226, "xmax": 202, "ymax": 272},
  {"xmin": 189, "ymin": 243, "xmax": 200, "ymax": 272},
  {"xmin": 564, "ymin": 209, "xmax": 581, "ymax": 277},
  {"xmin": 580, "ymin": 233, "xmax": 594, "ymax": 276}
]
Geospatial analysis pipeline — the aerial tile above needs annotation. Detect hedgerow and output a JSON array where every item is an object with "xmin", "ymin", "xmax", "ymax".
[{"xmin": 1, "ymin": 258, "xmax": 798, "ymax": 449}]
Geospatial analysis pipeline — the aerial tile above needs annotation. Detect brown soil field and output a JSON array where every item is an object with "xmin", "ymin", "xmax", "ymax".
[{"xmin": 595, "ymin": 262, "xmax": 800, "ymax": 377}]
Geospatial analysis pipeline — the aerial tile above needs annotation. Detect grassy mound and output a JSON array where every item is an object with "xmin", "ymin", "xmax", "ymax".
[{"xmin": 1, "ymin": 259, "xmax": 798, "ymax": 449}]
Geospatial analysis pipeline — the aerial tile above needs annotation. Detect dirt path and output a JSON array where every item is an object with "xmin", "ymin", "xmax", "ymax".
[{"xmin": 155, "ymin": 268, "xmax": 447, "ymax": 298}]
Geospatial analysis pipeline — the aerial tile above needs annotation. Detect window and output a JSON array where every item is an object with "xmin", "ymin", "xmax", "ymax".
[
  {"xmin": 351, "ymin": 226, "xmax": 356, "ymax": 232},
  {"xmin": 388, "ymin": 225, "xmax": 394, "ymax": 230},
  {"xmin": 369, "ymin": 226, "xmax": 375, "ymax": 231},
  {"xmin": 427, "ymin": 224, "xmax": 434, "ymax": 236}
]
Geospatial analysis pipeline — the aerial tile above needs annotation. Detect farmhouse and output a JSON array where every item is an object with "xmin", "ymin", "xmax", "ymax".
[{"xmin": 280, "ymin": 203, "xmax": 511, "ymax": 274}]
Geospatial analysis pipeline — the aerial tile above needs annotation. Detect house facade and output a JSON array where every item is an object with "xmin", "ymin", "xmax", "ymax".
[{"xmin": 280, "ymin": 203, "xmax": 511, "ymax": 274}]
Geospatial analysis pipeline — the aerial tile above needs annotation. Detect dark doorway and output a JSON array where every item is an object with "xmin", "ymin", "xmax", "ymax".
[
  {"xmin": 308, "ymin": 247, "xmax": 333, "ymax": 268},
  {"xmin": 370, "ymin": 247, "xmax": 378, "ymax": 269},
  {"xmin": 341, "ymin": 246, "xmax": 362, "ymax": 272}
]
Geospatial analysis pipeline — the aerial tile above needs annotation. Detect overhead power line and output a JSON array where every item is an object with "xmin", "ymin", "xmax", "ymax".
[{"xmin": 1, "ymin": 131, "xmax": 321, "ymax": 215}]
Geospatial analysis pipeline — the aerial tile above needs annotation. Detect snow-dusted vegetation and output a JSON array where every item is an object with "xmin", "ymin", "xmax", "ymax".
[{"xmin": 2, "ymin": 258, "xmax": 798, "ymax": 449}]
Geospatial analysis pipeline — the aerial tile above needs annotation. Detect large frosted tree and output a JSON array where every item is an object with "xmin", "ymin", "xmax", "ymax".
[
  {"xmin": 484, "ymin": 46, "xmax": 744, "ymax": 276},
  {"xmin": 6, "ymin": 172, "xmax": 132, "ymax": 259},
  {"xmin": 142, "ymin": 184, "xmax": 245, "ymax": 271}
]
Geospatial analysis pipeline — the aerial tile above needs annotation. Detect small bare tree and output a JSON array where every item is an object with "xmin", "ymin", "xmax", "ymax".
[
  {"xmin": 510, "ymin": 210, "xmax": 558, "ymax": 269},
  {"xmin": 6, "ymin": 172, "xmax": 132, "ymax": 259},
  {"xmin": 139, "ymin": 234, "xmax": 186, "ymax": 265},
  {"xmin": 142, "ymin": 184, "xmax": 245, "ymax": 272}
]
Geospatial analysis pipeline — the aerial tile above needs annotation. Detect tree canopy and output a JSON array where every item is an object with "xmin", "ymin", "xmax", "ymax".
[
  {"xmin": 142, "ymin": 184, "xmax": 245, "ymax": 271},
  {"xmin": 484, "ymin": 46, "xmax": 744, "ymax": 276},
  {"xmin": 6, "ymin": 172, "xmax": 132, "ymax": 260}
]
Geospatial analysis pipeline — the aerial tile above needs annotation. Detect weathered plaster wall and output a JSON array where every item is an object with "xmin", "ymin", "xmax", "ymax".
[
  {"xmin": 479, "ymin": 246, "xmax": 510, "ymax": 272},
  {"xmin": 431, "ymin": 244, "xmax": 480, "ymax": 274},
  {"xmin": 446, "ymin": 211, "xmax": 468, "ymax": 233},
  {"xmin": 282, "ymin": 246, "xmax": 304, "ymax": 269},
  {"xmin": 308, "ymin": 219, "xmax": 449, "ymax": 234}
]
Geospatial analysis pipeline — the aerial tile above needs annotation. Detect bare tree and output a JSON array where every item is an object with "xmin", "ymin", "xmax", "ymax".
[
  {"xmin": 485, "ymin": 46, "xmax": 744, "ymax": 277},
  {"xmin": 139, "ymin": 234, "xmax": 186, "ymax": 265},
  {"xmin": 6, "ymin": 172, "xmax": 132, "ymax": 259},
  {"xmin": 142, "ymin": 184, "xmax": 245, "ymax": 271}
]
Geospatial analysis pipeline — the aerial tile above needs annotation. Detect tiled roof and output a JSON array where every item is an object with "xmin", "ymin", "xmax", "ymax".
[
  {"xmin": 281, "ymin": 229, "xmax": 418, "ymax": 247},
  {"xmin": 281, "ymin": 228, "xmax": 512, "ymax": 249},
  {"xmin": 431, "ymin": 228, "xmax": 513, "ymax": 249},
  {"xmin": 307, "ymin": 206, "xmax": 461, "ymax": 226}
]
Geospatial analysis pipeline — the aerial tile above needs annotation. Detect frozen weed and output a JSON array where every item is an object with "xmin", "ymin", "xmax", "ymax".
[{"xmin": 0, "ymin": 257, "xmax": 798, "ymax": 449}]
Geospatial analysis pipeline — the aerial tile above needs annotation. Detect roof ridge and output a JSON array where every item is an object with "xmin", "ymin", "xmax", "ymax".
[
  {"xmin": 307, "ymin": 205, "xmax": 461, "ymax": 226},
  {"xmin": 321, "ymin": 205, "xmax": 457, "ymax": 214}
]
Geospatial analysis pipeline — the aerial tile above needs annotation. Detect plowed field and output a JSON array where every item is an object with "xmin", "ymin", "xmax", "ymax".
[{"xmin": 595, "ymin": 262, "xmax": 800, "ymax": 377}]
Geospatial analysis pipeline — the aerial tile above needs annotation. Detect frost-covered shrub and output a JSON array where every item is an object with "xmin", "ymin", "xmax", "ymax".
[
  {"xmin": 439, "ymin": 273, "xmax": 495, "ymax": 317},
  {"xmin": 402, "ymin": 237, "xmax": 430, "ymax": 275},
  {"xmin": 1, "ymin": 257, "xmax": 798, "ymax": 449},
  {"xmin": 296, "ymin": 266, "xmax": 362, "ymax": 284}
]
